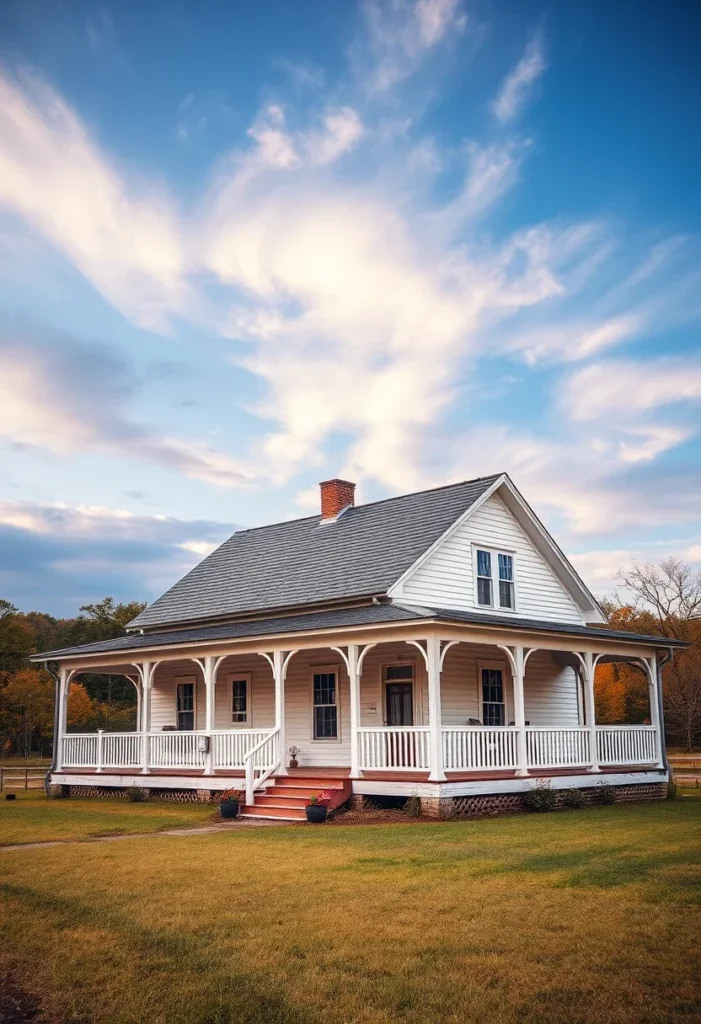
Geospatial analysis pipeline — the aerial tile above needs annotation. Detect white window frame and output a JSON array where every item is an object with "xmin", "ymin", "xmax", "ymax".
[
  {"xmin": 230, "ymin": 673, "xmax": 251, "ymax": 727},
  {"xmin": 174, "ymin": 677, "xmax": 197, "ymax": 731},
  {"xmin": 472, "ymin": 545, "xmax": 517, "ymax": 613},
  {"xmin": 310, "ymin": 664, "xmax": 341, "ymax": 743},
  {"xmin": 477, "ymin": 660, "xmax": 511, "ymax": 727}
]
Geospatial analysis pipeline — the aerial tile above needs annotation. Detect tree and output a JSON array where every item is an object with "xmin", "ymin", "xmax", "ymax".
[
  {"xmin": 67, "ymin": 682, "xmax": 95, "ymax": 729},
  {"xmin": 0, "ymin": 668, "xmax": 54, "ymax": 758},
  {"xmin": 611, "ymin": 559, "xmax": 701, "ymax": 751}
]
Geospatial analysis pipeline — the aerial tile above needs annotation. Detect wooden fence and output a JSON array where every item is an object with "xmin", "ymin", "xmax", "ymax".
[{"xmin": 0, "ymin": 767, "xmax": 48, "ymax": 791}]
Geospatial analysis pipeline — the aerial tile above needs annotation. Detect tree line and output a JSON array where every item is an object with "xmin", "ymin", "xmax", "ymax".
[
  {"xmin": 0, "ymin": 557, "xmax": 699, "ymax": 759},
  {"xmin": 0, "ymin": 597, "xmax": 146, "ymax": 758}
]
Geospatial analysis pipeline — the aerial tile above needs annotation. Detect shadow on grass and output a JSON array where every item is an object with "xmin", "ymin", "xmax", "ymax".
[{"xmin": 1, "ymin": 882, "xmax": 311, "ymax": 1024}]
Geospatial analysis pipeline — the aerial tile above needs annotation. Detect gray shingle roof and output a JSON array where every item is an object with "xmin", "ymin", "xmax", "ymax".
[
  {"xmin": 129, "ymin": 475, "xmax": 502, "ymax": 630},
  {"xmin": 32, "ymin": 601, "xmax": 685, "ymax": 661}
]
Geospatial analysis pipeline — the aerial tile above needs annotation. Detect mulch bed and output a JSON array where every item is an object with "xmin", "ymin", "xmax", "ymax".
[{"xmin": 328, "ymin": 808, "xmax": 437, "ymax": 826}]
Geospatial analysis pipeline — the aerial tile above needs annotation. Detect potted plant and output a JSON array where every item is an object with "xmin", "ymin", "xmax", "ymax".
[
  {"xmin": 219, "ymin": 788, "xmax": 244, "ymax": 819},
  {"xmin": 305, "ymin": 790, "xmax": 332, "ymax": 823},
  {"xmin": 288, "ymin": 745, "xmax": 301, "ymax": 769}
]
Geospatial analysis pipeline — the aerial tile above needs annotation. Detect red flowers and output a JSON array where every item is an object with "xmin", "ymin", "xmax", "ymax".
[{"xmin": 306, "ymin": 789, "xmax": 333, "ymax": 808}]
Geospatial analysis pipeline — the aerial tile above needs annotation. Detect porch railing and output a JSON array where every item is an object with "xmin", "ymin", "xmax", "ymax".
[
  {"xmin": 358, "ymin": 727, "xmax": 431, "ymax": 771},
  {"xmin": 212, "ymin": 730, "xmax": 277, "ymax": 769},
  {"xmin": 244, "ymin": 728, "xmax": 281, "ymax": 805},
  {"xmin": 148, "ymin": 732, "xmax": 207, "ymax": 769},
  {"xmin": 62, "ymin": 734, "xmax": 99, "ymax": 768},
  {"xmin": 596, "ymin": 725, "xmax": 657, "ymax": 766},
  {"xmin": 442, "ymin": 726, "xmax": 519, "ymax": 771},
  {"xmin": 102, "ymin": 733, "xmax": 141, "ymax": 769},
  {"xmin": 526, "ymin": 728, "xmax": 591, "ymax": 768}
]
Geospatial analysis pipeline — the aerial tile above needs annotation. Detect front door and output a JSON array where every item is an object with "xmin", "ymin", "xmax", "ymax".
[
  {"xmin": 176, "ymin": 682, "xmax": 195, "ymax": 730},
  {"xmin": 385, "ymin": 682, "xmax": 414, "ymax": 726}
]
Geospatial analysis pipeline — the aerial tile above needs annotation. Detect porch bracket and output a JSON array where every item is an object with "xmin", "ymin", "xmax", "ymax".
[
  {"xmin": 497, "ymin": 645, "xmax": 530, "ymax": 777},
  {"xmin": 578, "ymin": 652, "xmax": 601, "ymax": 773}
]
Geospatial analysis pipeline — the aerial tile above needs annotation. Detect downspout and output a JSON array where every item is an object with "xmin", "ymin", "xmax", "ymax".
[
  {"xmin": 43, "ymin": 660, "xmax": 60, "ymax": 796},
  {"xmin": 656, "ymin": 647, "xmax": 673, "ymax": 774}
]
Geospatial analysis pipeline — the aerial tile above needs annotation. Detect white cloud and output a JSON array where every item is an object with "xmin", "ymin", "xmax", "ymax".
[
  {"xmin": 359, "ymin": 0, "xmax": 467, "ymax": 93},
  {"xmin": 492, "ymin": 32, "xmax": 546, "ymax": 123}
]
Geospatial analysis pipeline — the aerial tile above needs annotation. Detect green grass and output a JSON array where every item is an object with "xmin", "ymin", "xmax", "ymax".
[
  {"xmin": 1, "ymin": 795, "xmax": 700, "ymax": 1023},
  {"xmin": 0, "ymin": 790, "xmax": 216, "ymax": 845}
]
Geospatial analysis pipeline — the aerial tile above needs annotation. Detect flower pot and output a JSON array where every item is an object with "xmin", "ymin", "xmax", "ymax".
[
  {"xmin": 289, "ymin": 758, "xmax": 299, "ymax": 769},
  {"xmin": 220, "ymin": 799, "xmax": 240, "ymax": 819},
  {"xmin": 305, "ymin": 804, "xmax": 328, "ymax": 823}
]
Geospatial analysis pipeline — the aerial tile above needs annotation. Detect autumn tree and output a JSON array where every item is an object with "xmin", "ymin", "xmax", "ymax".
[
  {"xmin": 0, "ymin": 668, "xmax": 54, "ymax": 758},
  {"xmin": 67, "ymin": 682, "xmax": 95, "ymax": 729},
  {"xmin": 611, "ymin": 558, "xmax": 701, "ymax": 751}
]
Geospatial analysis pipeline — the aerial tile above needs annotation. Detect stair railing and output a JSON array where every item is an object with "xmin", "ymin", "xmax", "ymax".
[{"xmin": 244, "ymin": 727, "xmax": 281, "ymax": 806}]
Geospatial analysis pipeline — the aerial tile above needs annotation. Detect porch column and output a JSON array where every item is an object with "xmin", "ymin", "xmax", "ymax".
[
  {"xmin": 426, "ymin": 635, "xmax": 446, "ymax": 782},
  {"xmin": 347, "ymin": 645, "xmax": 361, "ymax": 778},
  {"xmin": 274, "ymin": 650, "xmax": 286, "ymax": 776},
  {"xmin": 512, "ymin": 646, "xmax": 529, "ymax": 777},
  {"xmin": 203, "ymin": 656, "xmax": 216, "ymax": 776},
  {"xmin": 55, "ymin": 667, "xmax": 71, "ymax": 770},
  {"xmin": 646, "ymin": 655, "xmax": 665, "ymax": 768},
  {"xmin": 582, "ymin": 652, "xmax": 600, "ymax": 772},
  {"xmin": 140, "ymin": 661, "xmax": 152, "ymax": 775}
]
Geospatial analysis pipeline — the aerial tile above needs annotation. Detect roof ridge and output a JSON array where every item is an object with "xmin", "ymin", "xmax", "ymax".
[{"xmin": 233, "ymin": 473, "xmax": 504, "ymax": 536}]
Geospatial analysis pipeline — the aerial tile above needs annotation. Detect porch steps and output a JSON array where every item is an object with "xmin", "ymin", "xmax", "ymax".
[{"xmin": 238, "ymin": 774, "xmax": 352, "ymax": 822}]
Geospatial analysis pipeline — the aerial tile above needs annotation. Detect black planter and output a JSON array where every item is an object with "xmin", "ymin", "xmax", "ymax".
[
  {"xmin": 305, "ymin": 804, "xmax": 328, "ymax": 823},
  {"xmin": 220, "ymin": 799, "xmax": 240, "ymax": 819}
]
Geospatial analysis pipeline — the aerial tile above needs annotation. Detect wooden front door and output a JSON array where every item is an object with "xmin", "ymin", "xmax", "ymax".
[{"xmin": 385, "ymin": 682, "xmax": 414, "ymax": 727}]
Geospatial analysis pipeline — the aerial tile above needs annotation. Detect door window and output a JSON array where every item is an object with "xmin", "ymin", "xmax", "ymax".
[
  {"xmin": 481, "ymin": 668, "xmax": 505, "ymax": 726},
  {"xmin": 313, "ymin": 672, "xmax": 338, "ymax": 739},
  {"xmin": 385, "ymin": 665, "xmax": 414, "ymax": 726}
]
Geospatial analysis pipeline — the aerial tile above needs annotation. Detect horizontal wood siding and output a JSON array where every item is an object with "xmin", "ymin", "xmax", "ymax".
[
  {"xmin": 214, "ymin": 654, "xmax": 275, "ymax": 730},
  {"xmin": 150, "ymin": 661, "xmax": 203, "ymax": 732},
  {"xmin": 284, "ymin": 650, "xmax": 350, "ymax": 767},
  {"xmin": 394, "ymin": 493, "xmax": 584, "ymax": 624},
  {"xmin": 357, "ymin": 641, "xmax": 428, "ymax": 728}
]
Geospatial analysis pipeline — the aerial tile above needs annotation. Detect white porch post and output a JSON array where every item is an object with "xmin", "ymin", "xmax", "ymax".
[
  {"xmin": 646, "ymin": 655, "xmax": 664, "ymax": 768},
  {"xmin": 274, "ymin": 650, "xmax": 286, "ymax": 776},
  {"xmin": 140, "ymin": 661, "xmax": 152, "ymax": 774},
  {"xmin": 512, "ymin": 646, "xmax": 529, "ymax": 777},
  {"xmin": 347, "ymin": 645, "xmax": 361, "ymax": 778},
  {"xmin": 96, "ymin": 729, "xmax": 105, "ymax": 774},
  {"xmin": 55, "ymin": 667, "xmax": 70, "ymax": 770},
  {"xmin": 426, "ymin": 635, "xmax": 446, "ymax": 782},
  {"xmin": 203, "ymin": 656, "xmax": 216, "ymax": 776},
  {"xmin": 582, "ymin": 652, "xmax": 600, "ymax": 772}
]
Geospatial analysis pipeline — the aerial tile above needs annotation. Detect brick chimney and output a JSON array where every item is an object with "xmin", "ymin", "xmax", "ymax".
[{"xmin": 320, "ymin": 478, "xmax": 356, "ymax": 522}]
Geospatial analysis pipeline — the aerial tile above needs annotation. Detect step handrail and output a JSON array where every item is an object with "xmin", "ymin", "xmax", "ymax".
[{"xmin": 244, "ymin": 727, "xmax": 281, "ymax": 805}]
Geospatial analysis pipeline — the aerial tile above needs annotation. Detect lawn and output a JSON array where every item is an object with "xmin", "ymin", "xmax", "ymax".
[
  {"xmin": 0, "ymin": 796, "xmax": 699, "ymax": 1024},
  {"xmin": 0, "ymin": 790, "xmax": 216, "ymax": 846}
]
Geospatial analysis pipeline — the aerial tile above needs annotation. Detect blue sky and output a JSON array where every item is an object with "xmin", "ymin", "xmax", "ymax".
[{"xmin": 0, "ymin": 0, "xmax": 700, "ymax": 615}]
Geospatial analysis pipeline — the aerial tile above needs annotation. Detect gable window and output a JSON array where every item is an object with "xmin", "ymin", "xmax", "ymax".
[
  {"xmin": 232, "ymin": 679, "xmax": 248, "ymax": 724},
  {"xmin": 481, "ymin": 668, "xmax": 505, "ymax": 726},
  {"xmin": 475, "ymin": 547, "xmax": 516, "ymax": 611},
  {"xmin": 476, "ymin": 550, "xmax": 493, "ymax": 606},
  {"xmin": 313, "ymin": 672, "xmax": 338, "ymax": 739}
]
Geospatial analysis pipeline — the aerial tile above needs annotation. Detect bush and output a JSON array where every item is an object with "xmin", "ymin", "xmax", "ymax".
[
  {"xmin": 667, "ymin": 780, "xmax": 678, "ymax": 800},
  {"xmin": 522, "ymin": 782, "xmax": 557, "ymax": 812},
  {"xmin": 596, "ymin": 783, "xmax": 616, "ymax": 805},
  {"xmin": 562, "ymin": 788, "xmax": 586, "ymax": 809},
  {"xmin": 127, "ymin": 785, "xmax": 147, "ymax": 803},
  {"xmin": 404, "ymin": 795, "xmax": 422, "ymax": 818}
]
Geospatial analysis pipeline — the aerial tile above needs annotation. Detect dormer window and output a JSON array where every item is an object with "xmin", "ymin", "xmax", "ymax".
[{"xmin": 475, "ymin": 548, "xmax": 515, "ymax": 611}]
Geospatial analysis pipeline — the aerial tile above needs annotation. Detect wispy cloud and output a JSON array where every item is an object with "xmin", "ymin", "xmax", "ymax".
[
  {"xmin": 491, "ymin": 31, "xmax": 546, "ymax": 123},
  {"xmin": 0, "ymin": 329, "xmax": 254, "ymax": 487}
]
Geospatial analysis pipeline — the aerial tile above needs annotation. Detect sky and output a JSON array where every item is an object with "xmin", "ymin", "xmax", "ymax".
[{"xmin": 0, "ymin": 0, "xmax": 700, "ymax": 616}]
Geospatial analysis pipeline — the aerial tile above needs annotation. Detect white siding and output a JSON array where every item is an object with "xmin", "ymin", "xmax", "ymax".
[
  {"xmin": 284, "ymin": 650, "xmax": 350, "ymax": 767},
  {"xmin": 393, "ymin": 493, "xmax": 584, "ymax": 624}
]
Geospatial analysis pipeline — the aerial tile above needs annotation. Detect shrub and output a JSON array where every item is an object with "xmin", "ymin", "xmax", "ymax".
[
  {"xmin": 596, "ymin": 783, "xmax": 616, "ymax": 805},
  {"xmin": 562, "ymin": 788, "xmax": 586, "ymax": 809},
  {"xmin": 522, "ymin": 781, "xmax": 556, "ymax": 812},
  {"xmin": 667, "ymin": 780, "xmax": 678, "ymax": 800},
  {"xmin": 404, "ymin": 795, "xmax": 422, "ymax": 817},
  {"xmin": 127, "ymin": 785, "xmax": 147, "ymax": 803}
]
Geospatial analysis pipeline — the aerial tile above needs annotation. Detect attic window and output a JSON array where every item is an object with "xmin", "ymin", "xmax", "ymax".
[{"xmin": 475, "ymin": 548, "xmax": 515, "ymax": 611}]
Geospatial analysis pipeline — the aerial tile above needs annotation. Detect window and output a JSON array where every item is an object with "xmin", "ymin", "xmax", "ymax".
[
  {"xmin": 313, "ymin": 672, "xmax": 338, "ymax": 739},
  {"xmin": 475, "ymin": 547, "xmax": 516, "ymax": 610},
  {"xmin": 385, "ymin": 664, "xmax": 414, "ymax": 727},
  {"xmin": 481, "ymin": 668, "xmax": 505, "ymax": 726},
  {"xmin": 498, "ymin": 553, "xmax": 514, "ymax": 609},
  {"xmin": 176, "ymin": 682, "xmax": 195, "ymax": 731},
  {"xmin": 232, "ymin": 679, "xmax": 248, "ymax": 723},
  {"xmin": 476, "ymin": 549, "xmax": 493, "ymax": 606}
]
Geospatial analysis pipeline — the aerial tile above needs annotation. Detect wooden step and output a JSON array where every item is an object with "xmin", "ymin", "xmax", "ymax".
[
  {"xmin": 264, "ymin": 786, "xmax": 330, "ymax": 800},
  {"xmin": 272, "ymin": 775, "xmax": 346, "ymax": 788},
  {"xmin": 240, "ymin": 804, "xmax": 306, "ymax": 821},
  {"xmin": 255, "ymin": 795, "xmax": 309, "ymax": 809}
]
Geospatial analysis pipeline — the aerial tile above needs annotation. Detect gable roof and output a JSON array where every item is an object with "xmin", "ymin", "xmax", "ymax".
[{"xmin": 129, "ymin": 475, "xmax": 502, "ymax": 630}]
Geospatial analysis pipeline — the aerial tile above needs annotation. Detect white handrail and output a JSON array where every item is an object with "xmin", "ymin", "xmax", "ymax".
[{"xmin": 244, "ymin": 727, "xmax": 281, "ymax": 805}]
